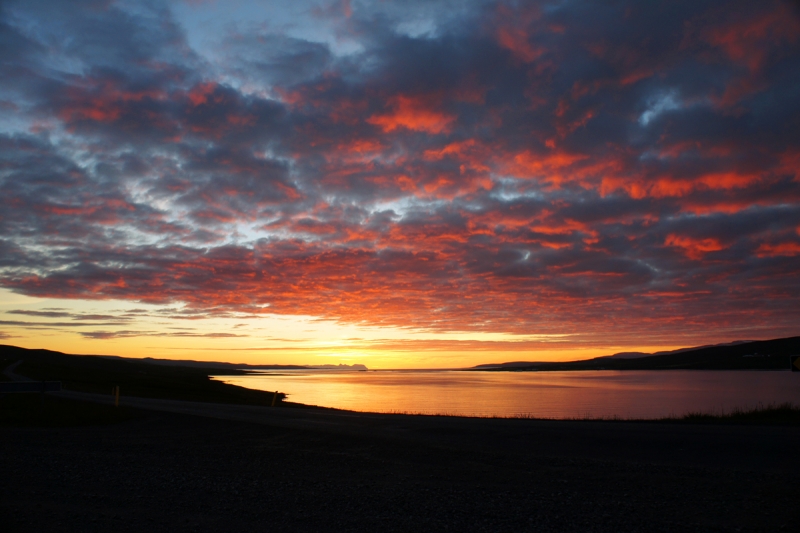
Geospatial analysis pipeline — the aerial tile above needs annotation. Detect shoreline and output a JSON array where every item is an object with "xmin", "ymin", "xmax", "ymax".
[
  {"xmin": 283, "ymin": 399, "xmax": 800, "ymax": 424},
  {"xmin": 6, "ymin": 352, "xmax": 799, "ymax": 427},
  {"xmin": 218, "ymin": 369, "xmax": 800, "ymax": 424}
]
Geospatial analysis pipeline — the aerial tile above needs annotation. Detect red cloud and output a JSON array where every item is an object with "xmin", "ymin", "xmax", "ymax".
[
  {"xmin": 59, "ymin": 77, "xmax": 168, "ymax": 125},
  {"xmin": 665, "ymin": 234, "xmax": 725, "ymax": 260},
  {"xmin": 698, "ymin": 2, "xmax": 800, "ymax": 106},
  {"xmin": 756, "ymin": 242, "xmax": 800, "ymax": 257},
  {"xmin": 704, "ymin": 3, "xmax": 799, "ymax": 74},
  {"xmin": 186, "ymin": 82, "xmax": 215, "ymax": 106},
  {"xmin": 497, "ymin": 26, "xmax": 545, "ymax": 63},
  {"xmin": 2, "ymin": 0, "xmax": 800, "ymax": 348},
  {"xmin": 367, "ymin": 95, "xmax": 456, "ymax": 134}
]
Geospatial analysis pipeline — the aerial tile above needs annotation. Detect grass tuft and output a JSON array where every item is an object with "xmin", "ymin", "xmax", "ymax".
[
  {"xmin": 381, "ymin": 403, "xmax": 800, "ymax": 425},
  {"xmin": 668, "ymin": 402, "xmax": 800, "ymax": 425}
]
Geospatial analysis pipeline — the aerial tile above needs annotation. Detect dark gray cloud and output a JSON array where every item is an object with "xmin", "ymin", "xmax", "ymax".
[
  {"xmin": 78, "ymin": 330, "xmax": 248, "ymax": 340},
  {"xmin": 0, "ymin": 319, "xmax": 132, "ymax": 327},
  {"xmin": 7, "ymin": 309, "xmax": 137, "ymax": 321},
  {"xmin": 0, "ymin": 0, "xmax": 798, "ymax": 343},
  {"xmin": 220, "ymin": 32, "xmax": 333, "ymax": 87}
]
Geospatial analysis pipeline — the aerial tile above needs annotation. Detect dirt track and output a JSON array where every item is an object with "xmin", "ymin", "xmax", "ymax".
[{"xmin": 2, "ymin": 391, "xmax": 799, "ymax": 532}]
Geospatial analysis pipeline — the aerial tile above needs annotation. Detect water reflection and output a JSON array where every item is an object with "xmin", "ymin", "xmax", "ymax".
[{"xmin": 215, "ymin": 370, "xmax": 800, "ymax": 419}]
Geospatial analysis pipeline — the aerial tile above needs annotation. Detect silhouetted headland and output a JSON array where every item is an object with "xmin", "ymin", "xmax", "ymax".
[
  {"xmin": 0, "ymin": 344, "xmax": 292, "ymax": 406},
  {"xmin": 472, "ymin": 336, "xmax": 800, "ymax": 371}
]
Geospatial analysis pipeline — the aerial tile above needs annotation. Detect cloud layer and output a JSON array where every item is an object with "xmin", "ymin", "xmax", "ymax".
[{"xmin": 1, "ymin": 0, "xmax": 799, "ymax": 345}]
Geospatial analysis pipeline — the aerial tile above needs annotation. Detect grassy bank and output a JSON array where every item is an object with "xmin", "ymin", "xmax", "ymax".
[
  {"xmin": 387, "ymin": 403, "xmax": 800, "ymax": 425},
  {"xmin": 671, "ymin": 402, "xmax": 800, "ymax": 425},
  {"xmin": 557, "ymin": 403, "xmax": 800, "ymax": 425}
]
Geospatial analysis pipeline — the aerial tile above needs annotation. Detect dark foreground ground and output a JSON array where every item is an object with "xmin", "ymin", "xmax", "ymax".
[{"xmin": 2, "ymin": 395, "xmax": 799, "ymax": 533}]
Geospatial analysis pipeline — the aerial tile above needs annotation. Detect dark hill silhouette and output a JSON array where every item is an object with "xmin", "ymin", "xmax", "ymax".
[
  {"xmin": 472, "ymin": 336, "xmax": 800, "ymax": 371},
  {"xmin": 0, "ymin": 344, "xmax": 367, "ymax": 405},
  {"xmin": 0, "ymin": 344, "xmax": 287, "ymax": 405}
]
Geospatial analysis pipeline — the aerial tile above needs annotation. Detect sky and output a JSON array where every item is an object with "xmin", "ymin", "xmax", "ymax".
[{"xmin": 1, "ymin": 0, "xmax": 799, "ymax": 368}]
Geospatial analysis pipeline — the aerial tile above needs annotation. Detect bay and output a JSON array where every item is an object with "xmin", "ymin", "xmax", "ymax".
[{"xmin": 214, "ymin": 369, "xmax": 800, "ymax": 419}]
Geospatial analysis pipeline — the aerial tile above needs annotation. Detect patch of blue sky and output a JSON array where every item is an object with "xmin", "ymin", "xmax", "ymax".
[
  {"xmin": 170, "ymin": 0, "xmax": 356, "ymax": 57},
  {"xmin": 489, "ymin": 176, "xmax": 545, "ymax": 202},
  {"xmin": 639, "ymin": 91, "xmax": 683, "ymax": 126}
]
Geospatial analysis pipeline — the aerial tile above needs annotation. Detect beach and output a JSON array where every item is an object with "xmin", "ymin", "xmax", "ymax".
[{"xmin": 2, "ymin": 395, "xmax": 798, "ymax": 532}]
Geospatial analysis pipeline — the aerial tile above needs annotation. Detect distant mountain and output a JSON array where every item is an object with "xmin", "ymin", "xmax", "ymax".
[
  {"xmin": 0, "ymin": 344, "xmax": 292, "ymax": 405},
  {"xmin": 471, "ymin": 336, "xmax": 800, "ymax": 371},
  {"xmin": 0, "ymin": 345, "xmax": 367, "ymax": 373},
  {"xmin": 310, "ymin": 364, "xmax": 368, "ymax": 371},
  {"xmin": 130, "ymin": 357, "xmax": 367, "ymax": 371},
  {"xmin": 125, "ymin": 357, "xmax": 310, "ymax": 371},
  {"xmin": 604, "ymin": 352, "xmax": 652, "ymax": 359},
  {"xmin": 471, "ymin": 361, "xmax": 543, "ymax": 369},
  {"xmin": 601, "ymin": 340, "xmax": 756, "ymax": 360}
]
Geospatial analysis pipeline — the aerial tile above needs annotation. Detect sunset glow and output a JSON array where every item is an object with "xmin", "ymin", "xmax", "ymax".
[{"xmin": 1, "ymin": 0, "xmax": 799, "ymax": 367}]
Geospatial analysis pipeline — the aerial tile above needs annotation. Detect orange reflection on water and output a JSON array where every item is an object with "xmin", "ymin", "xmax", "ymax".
[{"xmin": 215, "ymin": 370, "xmax": 800, "ymax": 419}]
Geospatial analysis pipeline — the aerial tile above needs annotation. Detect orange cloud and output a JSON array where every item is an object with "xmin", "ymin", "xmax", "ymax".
[
  {"xmin": 601, "ymin": 170, "xmax": 763, "ymax": 201},
  {"xmin": 504, "ymin": 150, "xmax": 589, "ymax": 186},
  {"xmin": 423, "ymin": 139, "xmax": 477, "ymax": 160},
  {"xmin": 665, "ymin": 234, "xmax": 725, "ymax": 259},
  {"xmin": 756, "ymin": 242, "xmax": 800, "ymax": 257},
  {"xmin": 367, "ymin": 95, "xmax": 456, "ymax": 134}
]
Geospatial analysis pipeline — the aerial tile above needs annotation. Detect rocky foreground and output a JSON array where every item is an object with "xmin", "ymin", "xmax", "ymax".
[{"xmin": 2, "ymin": 399, "xmax": 799, "ymax": 533}]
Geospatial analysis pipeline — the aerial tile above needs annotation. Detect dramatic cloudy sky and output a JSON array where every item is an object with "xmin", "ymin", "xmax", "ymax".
[{"xmin": 1, "ymin": 0, "xmax": 799, "ymax": 367}]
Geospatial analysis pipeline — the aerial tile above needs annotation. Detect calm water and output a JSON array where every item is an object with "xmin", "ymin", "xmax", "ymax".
[{"xmin": 215, "ymin": 370, "xmax": 800, "ymax": 419}]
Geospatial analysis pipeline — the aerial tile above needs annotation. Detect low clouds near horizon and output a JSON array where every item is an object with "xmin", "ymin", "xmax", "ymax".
[{"xmin": 1, "ymin": 0, "xmax": 799, "ymax": 347}]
